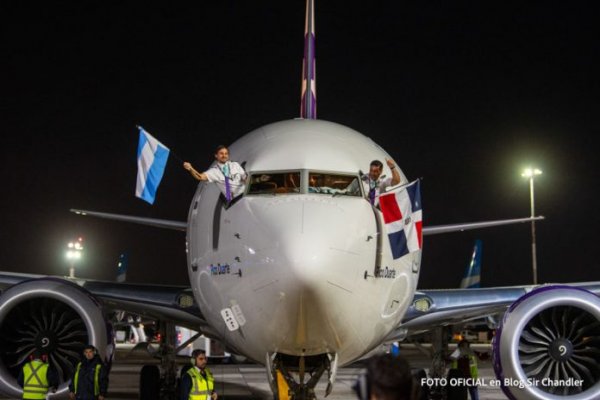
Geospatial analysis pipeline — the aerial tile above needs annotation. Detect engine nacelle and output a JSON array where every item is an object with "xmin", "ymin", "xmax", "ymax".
[
  {"xmin": 0, "ymin": 278, "xmax": 109, "ymax": 398},
  {"xmin": 493, "ymin": 286, "xmax": 600, "ymax": 400}
]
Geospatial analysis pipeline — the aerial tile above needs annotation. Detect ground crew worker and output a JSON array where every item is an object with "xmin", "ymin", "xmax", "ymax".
[
  {"xmin": 180, "ymin": 349, "xmax": 217, "ymax": 400},
  {"xmin": 17, "ymin": 350, "xmax": 58, "ymax": 399},
  {"xmin": 69, "ymin": 345, "xmax": 108, "ymax": 400},
  {"xmin": 183, "ymin": 145, "xmax": 247, "ymax": 202},
  {"xmin": 450, "ymin": 340, "xmax": 479, "ymax": 400}
]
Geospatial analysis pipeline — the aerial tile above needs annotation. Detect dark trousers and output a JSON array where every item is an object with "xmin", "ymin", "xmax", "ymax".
[{"xmin": 468, "ymin": 385, "xmax": 479, "ymax": 400}]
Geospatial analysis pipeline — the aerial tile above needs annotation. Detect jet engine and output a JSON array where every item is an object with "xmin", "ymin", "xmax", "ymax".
[
  {"xmin": 0, "ymin": 278, "xmax": 108, "ymax": 397},
  {"xmin": 493, "ymin": 286, "xmax": 600, "ymax": 400}
]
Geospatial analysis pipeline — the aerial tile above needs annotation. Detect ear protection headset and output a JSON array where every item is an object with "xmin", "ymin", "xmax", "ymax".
[{"xmin": 190, "ymin": 349, "xmax": 206, "ymax": 366}]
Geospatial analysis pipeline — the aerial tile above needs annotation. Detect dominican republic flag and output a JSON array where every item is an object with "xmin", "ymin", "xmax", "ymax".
[
  {"xmin": 135, "ymin": 126, "xmax": 170, "ymax": 204},
  {"xmin": 379, "ymin": 180, "xmax": 423, "ymax": 259}
]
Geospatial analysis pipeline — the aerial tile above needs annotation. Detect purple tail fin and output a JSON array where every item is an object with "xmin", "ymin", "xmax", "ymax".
[{"xmin": 300, "ymin": 0, "xmax": 316, "ymax": 119}]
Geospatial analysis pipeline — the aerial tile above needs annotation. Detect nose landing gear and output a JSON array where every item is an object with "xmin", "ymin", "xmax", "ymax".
[{"xmin": 267, "ymin": 352, "xmax": 338, "ymax": 400}]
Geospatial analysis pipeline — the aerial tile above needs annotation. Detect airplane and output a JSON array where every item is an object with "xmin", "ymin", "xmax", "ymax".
[
  {"xmin": 398, "ymin": 240, "xmax": 484, "ymax": 355},
  {"xmin": 460, "ymin": 239, "xmax": 482, "ymax": 289},
  {"xmin": 2, "ymin": 2, "xmax": 600, "ymax": 400},
  {"xmin": 457, "ymin": 240, "xmax": 506, "ymax": 333},
  {"xmin": 111, "ymin": 254, "xmax": 230, "ymax": 360}
]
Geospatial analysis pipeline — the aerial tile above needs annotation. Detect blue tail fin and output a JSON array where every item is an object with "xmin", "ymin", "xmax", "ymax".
[{"xmin": 460, "ymin": 240, "xmax": 482, "ymax": 288}]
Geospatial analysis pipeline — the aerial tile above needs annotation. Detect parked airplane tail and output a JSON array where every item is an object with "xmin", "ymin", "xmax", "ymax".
[{"xmin": 460, "ymin": 240, "xmax": 482, "ymax": 288}]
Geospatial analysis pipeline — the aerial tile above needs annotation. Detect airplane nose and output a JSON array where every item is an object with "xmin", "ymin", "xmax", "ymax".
[
  {"xmin": 243, "ymin": 196, "xmax": 380, "ymax": 354},
  {"xmin": 248, "ymin": 196, "xmax": 377, "ymax": 292}
]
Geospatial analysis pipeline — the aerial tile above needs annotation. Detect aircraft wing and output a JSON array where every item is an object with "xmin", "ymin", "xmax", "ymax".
[
  {"xmin": 0, "ymin": 272, "xmax": 215, "ymax": 336},
  {"xmin": 0, "ymin": 271, "xmax": 228, "ymax": 396},
  {"xmin": 385, "ymin": 282, "xmax": 600, "ymax": 341},
  {"xmin": 422, "ymin": 216, "xmax": 544, "ymax": 236}
]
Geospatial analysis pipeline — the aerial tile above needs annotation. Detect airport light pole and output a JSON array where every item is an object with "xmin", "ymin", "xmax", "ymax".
[
  {"xmin": 521, "ymin": 168, "xmax": 542, "ymax": 285},
  {"xmin": 66, "ymin": 238, "xmax": 84, "ymax": 278}
]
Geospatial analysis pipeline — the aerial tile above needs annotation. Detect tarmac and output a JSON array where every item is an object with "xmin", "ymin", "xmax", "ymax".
[{"xmin": 0, "ymin": 345, "xmax": 506, "ymax": 399}]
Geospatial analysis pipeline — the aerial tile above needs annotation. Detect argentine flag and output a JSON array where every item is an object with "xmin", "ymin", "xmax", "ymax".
[{"xmin": 135, "ymin": 127, "xmax": 170, "ymax": 204}]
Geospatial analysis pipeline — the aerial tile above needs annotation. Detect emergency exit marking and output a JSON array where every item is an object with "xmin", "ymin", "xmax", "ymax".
[
  {"xmin": 231, "ymin": 304, "xmax": 247, "ymax": 326},
  {"xmin": 221, "ymin": 308, "xmax": 240, "ymax": 331}
]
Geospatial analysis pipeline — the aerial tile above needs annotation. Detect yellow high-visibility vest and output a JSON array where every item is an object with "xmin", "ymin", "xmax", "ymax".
[
  {"xmin": 22, "ymin": 360, "xmax": 49, "ymax": 400},
  {"xmin": 451, "ymin": 353, "xmax": 478, "ymax": 379},
  {"xmin": 73, "ymin": 362, "xmax": 102, "ymax": 396},
  {"xmin": 187, "ymin": 367, "xmax": 214, "ymax": 400}
]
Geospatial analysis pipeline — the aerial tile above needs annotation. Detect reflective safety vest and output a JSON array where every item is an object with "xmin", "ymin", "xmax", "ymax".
[
  {"xmin": 186, "ymin": 367, "xmax": 214, "ymax": 400},
  {"xmin": 73, "ymin": 362, "xmax": 102, "ymax": 396},
  {"xmin": 22, "ymin": 360, "xmax": 49, "ymax": 400},
  {"xmin": 451, "ymin": 353, "xmax": 478, "ymax": 379}
]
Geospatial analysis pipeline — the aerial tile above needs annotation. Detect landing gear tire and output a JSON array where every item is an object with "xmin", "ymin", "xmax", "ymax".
[{"xmin": 140, "ymin": 365, "xmax": 160, "ymax": 400}]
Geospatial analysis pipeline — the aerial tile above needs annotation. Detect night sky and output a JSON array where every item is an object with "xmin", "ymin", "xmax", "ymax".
[{"xmin": 2, "ymin": 2, "xmax": 599, "ymax": 289}]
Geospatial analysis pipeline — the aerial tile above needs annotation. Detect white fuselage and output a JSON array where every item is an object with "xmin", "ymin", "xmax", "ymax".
[{"xmin": 186, "ymin": 119, "xmax": 421, "ymax": 365}]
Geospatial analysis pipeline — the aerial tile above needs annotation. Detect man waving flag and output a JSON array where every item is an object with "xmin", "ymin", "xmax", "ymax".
[
  {"xmin": 379, "ymin": 180, "xmax": 423, "ymax": 259},
  {"xmin": 135, "ymin": 126, "xmax": 170, "ymax": 204}
]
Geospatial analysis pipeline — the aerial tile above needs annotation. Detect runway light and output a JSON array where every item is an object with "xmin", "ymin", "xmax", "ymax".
[
  {"xmin": 66, "ymin": 238, "xmax": 84, "ymax": 278},
  {"xmin": 66, "ymin": 250, "xmax": 82, "ymax": 260},
  {"xmin": 521, "ymin": 168, "xmax": 542, "ymax": 178}
]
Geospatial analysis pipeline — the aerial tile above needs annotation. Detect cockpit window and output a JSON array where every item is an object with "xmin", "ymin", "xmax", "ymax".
[
  {"xmin": 247, "ymin": 172, "xmax": 301, "ymax": 195},
  {"xmin": 309, "ymin": 172, "xmax": 361, "ymax": 197},
  {"xmin": 246, "ymin": 171, "xmax": 361, "ymax": 197}
]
